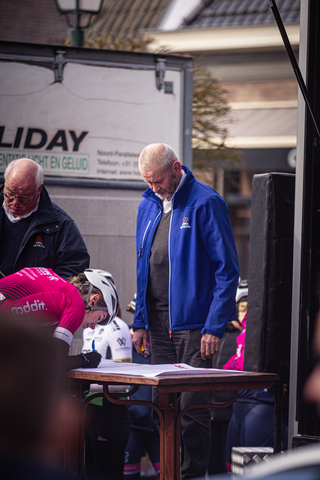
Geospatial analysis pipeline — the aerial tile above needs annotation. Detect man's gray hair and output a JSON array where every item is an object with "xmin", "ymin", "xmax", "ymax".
[
  {"xmin": 139, "ymin": 143, "xmax": 178, "ymax": 174},
  {"xmin": 4, "ymin": 159, "xmax": 44, "ymax": 189}
]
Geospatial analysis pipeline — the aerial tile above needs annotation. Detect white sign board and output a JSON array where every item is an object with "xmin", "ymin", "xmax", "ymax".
[{"xmin": 0, "ymin": 56, "xmax": 188, "ymax": 180}]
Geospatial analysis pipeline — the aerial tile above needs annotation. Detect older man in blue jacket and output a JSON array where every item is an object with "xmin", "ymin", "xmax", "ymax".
[{"xmin": 132, "ymin": 143, "xmax": 239, "ymax": 479}]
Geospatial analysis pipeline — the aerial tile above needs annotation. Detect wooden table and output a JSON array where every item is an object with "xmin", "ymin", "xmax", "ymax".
[{"xmin": 66, "ymin": 362, "xmax": 279, "ymax": 480}]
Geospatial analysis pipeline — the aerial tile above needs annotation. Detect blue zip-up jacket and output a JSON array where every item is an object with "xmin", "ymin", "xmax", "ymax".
[{"xmin": 132, "ymin": 166, "xmax": 239, "ymax": 338}]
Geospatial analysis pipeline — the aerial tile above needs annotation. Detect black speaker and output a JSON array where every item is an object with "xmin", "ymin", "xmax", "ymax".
[{"xmin": 243, "ymin": 173, "xmax": 295, "ymax": 384}]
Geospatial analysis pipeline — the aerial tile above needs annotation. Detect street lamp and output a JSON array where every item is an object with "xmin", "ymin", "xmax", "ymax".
[{"xmin": 55, "ymin": 0, "xmax": 104, "ymax": 47}]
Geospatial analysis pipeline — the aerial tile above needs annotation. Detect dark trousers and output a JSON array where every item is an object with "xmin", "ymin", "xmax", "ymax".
[
  {"xmin": 124, "ymin": 428, "xmax": 160, "ymax": 479},
  {"xmin": 85, "ymin": 399, "xmax": 130, "ymax": 480},
  {"xmin": 207, "ymin": 420, "xmax": 229, "ymax": 475},
  {"xmin": 149, "ymin": 310, "xmax": 212, "ymax": 479},
  {"xmin": 226, "ymin": 399, "xmax": 288, "ymax": 471}
]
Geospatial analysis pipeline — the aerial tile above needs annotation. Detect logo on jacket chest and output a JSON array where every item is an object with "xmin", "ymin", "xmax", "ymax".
[
  {"xmin": 33, "ymin": 235, "xmax": 45, "ymax": 248},
  {"xmin": 180, "ymin": 216, "xmax": 191, "ymax": 229},
  {"xmin": 116, "ymin": 337, "xmax": 127, "ymax": 347}
]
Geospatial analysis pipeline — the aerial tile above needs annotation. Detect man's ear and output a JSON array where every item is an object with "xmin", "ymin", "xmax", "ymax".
[{"xmin": 173, "ymin": 161, "xmax": 182, "ymax": 177}]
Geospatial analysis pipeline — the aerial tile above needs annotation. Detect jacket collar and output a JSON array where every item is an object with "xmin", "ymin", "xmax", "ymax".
[
  {"xmin": 32, "ymin": 186, "xmax": 58, "ymax": 225},
  {"xmin": 0, "ymin": 184, "xmax": 57, "ymax": 225}
]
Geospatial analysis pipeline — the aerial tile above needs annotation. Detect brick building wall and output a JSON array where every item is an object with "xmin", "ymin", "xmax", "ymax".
[
  {"xmin": 0, "ymin": 0, "xmax": 70, "ymax": 45},
  {"xmin": 225, "ymin": 80, "xmax": 298, "ymax": 103}
]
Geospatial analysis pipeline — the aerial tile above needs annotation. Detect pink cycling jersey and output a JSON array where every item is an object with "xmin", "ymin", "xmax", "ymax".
[{"xmin": 0, "ymin": 267, "xmax": 85, "ymax": 346}]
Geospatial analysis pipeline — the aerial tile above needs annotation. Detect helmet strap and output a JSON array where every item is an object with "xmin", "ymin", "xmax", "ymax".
[
  {"xmin": 83, "ymin": 283, "xmax": 108, "ymax": 313},
  {"xmin": 84, "ymin": 284, "xmax": 93, "ymax": 311},
  {"xmin": 84, "ymin": 283, "xmax": 110, "ymax": 324}
]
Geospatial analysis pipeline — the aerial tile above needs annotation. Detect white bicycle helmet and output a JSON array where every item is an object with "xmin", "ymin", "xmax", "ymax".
[
  {"xmin": 83, "ymin": 269, "xmax": 119, "ymax": 325},
  {"xmin": 126, "ymin": 292, "xmax": 136, "ymax": 314},
  {"xmin": 90, "ymin": 269, "xmax": 115, "ymax": 284},
  {"xmin": 236, "ymin": 278, "xmax": 248, "ymax": 304}
]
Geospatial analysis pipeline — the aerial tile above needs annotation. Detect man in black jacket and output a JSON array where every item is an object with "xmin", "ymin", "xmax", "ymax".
[{"xmin": 0, "ymin": 157, "xmax": 89, "ymax": 278}]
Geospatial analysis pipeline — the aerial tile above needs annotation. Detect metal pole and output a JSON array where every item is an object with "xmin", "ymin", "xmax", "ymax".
[
  {"xmin": 269, "ymin": 0, "xmax": 320, "ymax": 142},
  {"xmin": 273, "ymin": 383, "xmax": 283, "ymax": 453},
  {"xmin": 71, "ymin": 0, "xmax": 84, "ymax": 47},
  {"xmin": 71, "ymin": 28, "xmax": 84, "ymax": 47},
  {"xmin": 287, "ymin": 0, "xmax": 309, "ymax": 448}
]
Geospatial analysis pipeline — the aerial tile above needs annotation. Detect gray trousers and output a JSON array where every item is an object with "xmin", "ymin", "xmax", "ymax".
[{"xmin": 149, "ymin": 309, "xmax": 212, "ymax": 479}]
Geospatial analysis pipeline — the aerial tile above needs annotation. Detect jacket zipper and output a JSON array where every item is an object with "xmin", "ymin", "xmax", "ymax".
[
  {"xmin": 168, "ymin": 207, "xmax": 173, "ymax": 337},
  {"xmin": 138, "ymin": 220, "xmax": 151, "ymax": 257},
  {"xmin": 141, "ymin": 212, "xmax": 161, "ymax": 328}
]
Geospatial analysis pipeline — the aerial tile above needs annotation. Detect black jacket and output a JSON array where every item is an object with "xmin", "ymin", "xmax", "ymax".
[{"xmin": 0, "ymin": 185, "xmax": 90, "ymax": 278}]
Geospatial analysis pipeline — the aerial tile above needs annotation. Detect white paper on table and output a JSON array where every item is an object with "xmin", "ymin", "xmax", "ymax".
[{"xmin": 72, "ymin": 359, "xmax": 242, "ymax": 377}]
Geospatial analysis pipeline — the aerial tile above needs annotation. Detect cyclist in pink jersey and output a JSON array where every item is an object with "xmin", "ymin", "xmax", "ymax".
[{"xmin": 0, "ymin": 267, "xmax": 119, "ymax": 369}]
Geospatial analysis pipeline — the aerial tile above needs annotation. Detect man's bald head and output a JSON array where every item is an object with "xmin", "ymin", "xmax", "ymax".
[
  {"xmin": 4, "ymin": 158, "xmax": 43, "ymax": 189},
  {"xmin": 139, "ymin": 143, "xmax": 178, "ymax": 175},
  {"xmin": 3, "ymin": 158, "xmax": 43, "ymax": 217}
]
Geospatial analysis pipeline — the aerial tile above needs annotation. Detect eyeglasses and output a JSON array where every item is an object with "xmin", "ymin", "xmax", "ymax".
[{"xmin": 4, "ymin": 190, "xmax": 37, "ymax": 204}]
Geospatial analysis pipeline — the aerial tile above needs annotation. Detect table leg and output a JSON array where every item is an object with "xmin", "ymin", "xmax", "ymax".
[
  {"xmin": 159, "ymin": 391, "xmax": 178, "ymax": 480},
  {"xmin": 174, "ymin": 391, "xmax": 238, "ymax": 480},
  {"xmin": 103, "ymin": 385, "xmax": 167, "ymax": 479}
]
